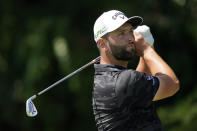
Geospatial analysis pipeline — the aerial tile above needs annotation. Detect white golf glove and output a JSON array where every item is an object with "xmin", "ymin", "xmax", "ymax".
[{"xmin": 134, "ymin": 25, "xmax": 154, "ymax": 46}]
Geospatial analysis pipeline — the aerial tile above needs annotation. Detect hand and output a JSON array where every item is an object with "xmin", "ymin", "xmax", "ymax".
[
  {"xmin": 134, "ymin": 25, "xmax": 154, "ymax": 47},
  {"xmin": 134, "ymin": 31, "xmax": 150, "ymax": 57}
]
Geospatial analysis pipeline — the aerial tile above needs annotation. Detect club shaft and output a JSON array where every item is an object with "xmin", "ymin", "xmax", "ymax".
[{"xmin": 35, "ymin": 56, "xmax": 100, "ymax": 97}]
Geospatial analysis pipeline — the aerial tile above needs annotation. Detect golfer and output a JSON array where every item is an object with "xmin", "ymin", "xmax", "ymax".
[{"xmin": 92, "ymin": 10, "xmax": 180, "ymax": 131}]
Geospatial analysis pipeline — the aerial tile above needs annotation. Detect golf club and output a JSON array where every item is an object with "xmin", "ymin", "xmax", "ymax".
[{"xmin": 26, "ymin": 56, "xmax": 101, "ymax": 117}]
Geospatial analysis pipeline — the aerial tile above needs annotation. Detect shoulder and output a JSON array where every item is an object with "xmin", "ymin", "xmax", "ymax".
[
  {"xmin": 115, "ymin": 69, "xmax": 144, "ymax": 94},
  {"xmin": 117, "ymin": 69, "xmax": 144, "ymax": 83}
]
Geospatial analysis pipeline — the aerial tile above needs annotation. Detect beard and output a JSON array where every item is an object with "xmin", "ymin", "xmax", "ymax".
[{"xmin": 108, "ymin": 41, "xmax": 136, "ymax": 61}]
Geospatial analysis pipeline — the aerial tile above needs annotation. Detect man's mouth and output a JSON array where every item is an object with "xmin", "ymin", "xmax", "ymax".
[{"xmin": 128, "ymin": 43, "xmax": 135, "ymax": 48}]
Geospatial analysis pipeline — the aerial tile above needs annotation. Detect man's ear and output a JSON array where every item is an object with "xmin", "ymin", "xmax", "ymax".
[{"xmin": 97, "ymin": 38, "xmax": 108, "ymax": 50}]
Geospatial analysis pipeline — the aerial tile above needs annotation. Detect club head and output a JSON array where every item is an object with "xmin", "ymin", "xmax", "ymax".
[{"xmin": 26, "ymin": 97, "xmax": 38, "ymax": 117}]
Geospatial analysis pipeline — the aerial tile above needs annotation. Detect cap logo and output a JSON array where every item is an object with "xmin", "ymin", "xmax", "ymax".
[
  {"xmin": 94, "ymin": 26, "xmax": 107, "ymax": 40},
  {"xmin": 112, "ymin": 12, "xmax": 125, "ymax": 20}
]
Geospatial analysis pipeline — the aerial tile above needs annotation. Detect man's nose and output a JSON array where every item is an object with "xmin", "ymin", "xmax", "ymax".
[{"xmin": 128, "ymin": 33, "xmax": 135, "ymax": 43}]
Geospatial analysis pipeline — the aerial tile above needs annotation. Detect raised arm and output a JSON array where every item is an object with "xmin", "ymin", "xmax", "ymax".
[
  {"xmin": 134, "ymin": 32, "xmax": 180, "ymax": 101},
  {"xmin": 136, "ymin": 57, "xmax": 151, "ymax": 75},
  {"xmin": 135, "ymin": 25, "xmax": 153, "ymax": 75}
]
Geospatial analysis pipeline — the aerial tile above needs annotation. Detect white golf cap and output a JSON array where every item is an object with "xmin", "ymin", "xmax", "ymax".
[{"xmin": 93, "ymin": 10, "xmax": 143, "ymax": 42}]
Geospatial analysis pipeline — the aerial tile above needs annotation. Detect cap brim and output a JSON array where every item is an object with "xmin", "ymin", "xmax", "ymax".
[{"xmin": 127, "ymin": 16, "xmax": 143, "ymax": 28}]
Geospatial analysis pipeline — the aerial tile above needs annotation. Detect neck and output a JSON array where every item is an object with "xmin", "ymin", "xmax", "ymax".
[{"xmin": 100, "ymin": 54, "xmax": 128, "ymax": 68}]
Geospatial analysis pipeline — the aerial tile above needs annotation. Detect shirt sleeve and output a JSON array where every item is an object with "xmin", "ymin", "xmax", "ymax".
[
  {"xmin": 115, "ymin": 70, "xmax": 160, "ymax": 108},
  {"xmin": 128, "ymin": 71, "xmax": 160, "ymax": 107}
]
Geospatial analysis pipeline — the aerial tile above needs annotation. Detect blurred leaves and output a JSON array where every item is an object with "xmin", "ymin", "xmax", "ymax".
[
  {"xmin": 158, "ymin": 87, "xmax": 197, "ymax": 131},
  {"xmin": 0, "ymin": 0, "xmax": 197, "ymax": 131}
]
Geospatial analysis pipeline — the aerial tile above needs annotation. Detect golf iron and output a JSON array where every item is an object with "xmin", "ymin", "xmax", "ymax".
[{"xmin": 26, "ymin": 56, "xmax": 101, "ymax": 117}]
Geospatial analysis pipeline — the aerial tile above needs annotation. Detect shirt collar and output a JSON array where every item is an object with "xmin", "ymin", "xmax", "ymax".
[{"xmin": 94, "ymin": 64, "xmax": 127, "ymax": 72}]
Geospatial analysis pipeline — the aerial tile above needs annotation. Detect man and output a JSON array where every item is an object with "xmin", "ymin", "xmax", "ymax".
[{"xmin": 92, "ymin": 10, "xmax": 180, "ymax": 131}]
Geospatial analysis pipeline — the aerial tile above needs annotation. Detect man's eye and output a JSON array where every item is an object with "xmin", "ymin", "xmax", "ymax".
[
  {"xmin": 128, "ymin": 29, "xmax": 133, "ymax": 33},
  {"xmin": 119, "ymin": 31, "xmax": 124, "ymax": 35}
]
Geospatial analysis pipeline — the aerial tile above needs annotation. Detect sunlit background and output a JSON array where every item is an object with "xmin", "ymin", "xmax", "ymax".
[{"xmin": 0, "ymin": 0, "xmax": 197, "ymax": 130}]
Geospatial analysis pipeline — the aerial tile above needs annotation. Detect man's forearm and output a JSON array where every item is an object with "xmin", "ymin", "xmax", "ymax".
[
  {"xmin": 134, "ymin": 30, "xmax": 179, "ymax": 100},
  {"xmin": 143, "ymin": 47, "xmax": 176, "ymax": 78},
  {"xmin": 143, "ymin": 47, "xmax": 180, "ymax": 100},
  {"xmin": 136, "ymin": 57, "xmax": 151, "ymax": 75}
]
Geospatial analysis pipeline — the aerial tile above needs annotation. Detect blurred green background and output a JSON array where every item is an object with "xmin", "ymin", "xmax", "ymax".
[{"xmin": 0, "ymin": 0, "xmax": 197, "ymax": 130}]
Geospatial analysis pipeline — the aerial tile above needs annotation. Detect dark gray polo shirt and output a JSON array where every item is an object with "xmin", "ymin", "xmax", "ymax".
[{"xmin": 92, "ymin": 64, "xmax": 162, "ymax": 131}]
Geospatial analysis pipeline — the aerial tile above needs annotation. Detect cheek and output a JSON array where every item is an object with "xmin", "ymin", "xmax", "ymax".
[
  {"xmin": 108, "ymin": 36, "xmax": 128, "ymax": 47},
  {"xmin": 108, "ymin": 35, "xmax": 124, "ymax": 43},
  {"xmin": 111, "ymin": 39, "xmax": 126, "ymax": 46},
  {"xmin": 108, "ymin": 37, "xmax": 117, "ymax": 44}
]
